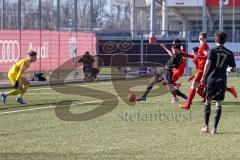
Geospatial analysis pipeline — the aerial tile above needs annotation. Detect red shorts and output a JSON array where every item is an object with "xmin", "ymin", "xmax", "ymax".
[
  {"xmin": 194, "ymin": 70, "xmax": 203, "ymax": 82},
  {"xmin": 172, "ymin": 68, "xmax": 184, "ymax": 82}
]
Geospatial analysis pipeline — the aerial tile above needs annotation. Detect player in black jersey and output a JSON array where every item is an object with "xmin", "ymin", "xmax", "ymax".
[
  {"xmin": 163, "ymin": 43, "xmax": 184, "ymax": 84},
  {"xmin": 201, "ymin": 31, "xmax": 236, "ymax": 134},
  {"xmin": 136, "ymin": 43, "xmax": 188, "ymax": 102}
]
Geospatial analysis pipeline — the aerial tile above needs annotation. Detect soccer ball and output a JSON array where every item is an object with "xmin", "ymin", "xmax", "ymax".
[{"xmin": 128, "ymin": 93, "xmax": 136, "ymax": 103}]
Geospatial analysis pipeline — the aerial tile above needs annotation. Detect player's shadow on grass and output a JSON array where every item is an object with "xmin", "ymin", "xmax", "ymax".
[
  {"xmin": 0, "ymin": 100, "xmax": 78, "ymax": 111},
  {"xmin": 0, "ymin": 100, "xmax": 101, "ymax": 111},
  {"xmin": 222, "ymin": 101, "xmax": 240, "ymax": 106},
  {"xmin": 194, "ymin": 101, "xmax": 240, "ymax": 106},
  {"xmin": 218, "ymin": 131, "xmax": 240, "ymax": 135}
]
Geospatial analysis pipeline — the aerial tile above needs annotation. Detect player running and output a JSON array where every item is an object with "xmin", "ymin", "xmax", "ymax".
[
  {"xmin": 1, "ymin": 51, "xmax": 38, "ymax": 104},
  {"xmin": 200, "ymin": 31, "xmax": 236, "ymax": 134},
  {"xmin": 136, "ymin": 43, "xmax": 188, "ymax": 102}
]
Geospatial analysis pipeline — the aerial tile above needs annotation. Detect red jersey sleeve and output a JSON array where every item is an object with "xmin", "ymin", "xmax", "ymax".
[
  {"xmin": 180, "ymin": 50, "xmax": 194, "ymax": 59},
  {"xmin": 197, "ymin": 55, "xmax": 208, "ymax": 59}
]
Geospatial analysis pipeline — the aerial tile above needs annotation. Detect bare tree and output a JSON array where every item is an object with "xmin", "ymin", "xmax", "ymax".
[
  {"xmin": 42, "ymin": 0, "xmax": 53, "ymax": 30},
  {"xmin": 0, "ymin": 0, "xmax": 132, "ymax": 31},
  {"xmin": 3, "ymin": 0, "xmax": 18, "ymax": 29},
  {"xmin": 22, "ymin": 0, "xmax": 39, "ymax": 29},
  {"xmin": 61, "ymin": 0, "xmax": 74, "ymax": 29},
  {"xmin": 103, "ymin": 0, "xmax": 131, "ymax": 30}
]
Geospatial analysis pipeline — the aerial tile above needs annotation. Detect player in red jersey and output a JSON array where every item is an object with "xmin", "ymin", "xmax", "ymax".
[
  {"xmin": 188, "ymin": 46, "xmax": 207, "ymax": 100},
  {"xmin": 181, "ymin": 32, "xmax": 209, "ymax": 110},
  {"xmin": 189, "ymin": 46, "xmax": 238, "ymax": 101},
  {"xmin": 181, "ymin": 32, "xmax": 237, "ymax": 110}
]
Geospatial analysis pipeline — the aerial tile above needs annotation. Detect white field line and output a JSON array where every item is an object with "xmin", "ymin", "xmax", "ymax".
[
  {"xmin": 28, "ymin": 79, "xmax": 149, "ymax": 91},
  {"xmin": 0, "ymin": 79, "xmax": 139, "ymax": 115},
  {"xmin": 3, "ymin": 78, "xmax": 239, "ymax": 92},
  {"xmin": 29, "ymin": 81, "xmax": 240, "ymax": 92},
  {"xmin": 1, "ymin": 78, "xmax": 238, "ymax": 115},
  {"xmin": 0, "ymin": 97, "xmax": 124, "ymax": 115}
]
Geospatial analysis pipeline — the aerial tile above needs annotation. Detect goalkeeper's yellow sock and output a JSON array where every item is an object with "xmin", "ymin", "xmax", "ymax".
[
  {"xmin": 6, "ymin": 89, "xmax": 19, "ymax": 96},
  {"xmin": 18, "ymin": 84, "xmax": 29, "ymax": 97}
]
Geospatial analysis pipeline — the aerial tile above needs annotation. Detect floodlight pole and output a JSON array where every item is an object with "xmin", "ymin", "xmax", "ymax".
[
  {"xmin": 219, "ymin": 0, "xmax": 224, "ymax": 31},
  {"xmin": 202, "ymin": 0, "xmax": 207, "ymax": 32},
  {"xmin": 74, "ymin": 0, "xmax": 78, "ymax": 32},
  {"xmin": 57, "ymin": 0, "xmax": 60, "ymax": 31},
  {"xmin": 131, "ymin": 0, "xmax": 136, "ymax": 37},
  {"xmin": 232, "ymin": 0, "xmax": 235, "ymax": 42},
  {"xmin": 39, "ymin": 0, "xmax": 42, "ymax": 30},
  {"xmin": 162, "ymin": 0, "xmax": 168, "ymax": 36},
  {"xmin": 39, "ymin": 0, "xmax": 42, "ymax": 72},
  {"xmin": 90, "ymin": 0, "xmax": 93, "ymax": 32},
  {"xmin": 2, "ymin": 0, "xmax": 4, "ymax": 29},
  {"xmin": 150, "ymin": 0, "xmax": 156, "ymax": 37},
  {"xmin": 18, "ymin": 0, "xmax": 21, "ymax": 30}
]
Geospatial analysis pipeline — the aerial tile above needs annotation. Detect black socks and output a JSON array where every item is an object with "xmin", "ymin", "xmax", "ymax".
[
  {"xmin": 172, "ymin": 89, "xmax": 188, "ymax": 100},
  {"xmin": 142, "ymin": 85, "xmax": 153, "ymax": 97},
  {"xmin": 204, "ymin": 103, "xmax": 211, "ymax": 127},
  {"xmin": 213, "ymin": 106, "xmax": 222, "ymax": 130}
]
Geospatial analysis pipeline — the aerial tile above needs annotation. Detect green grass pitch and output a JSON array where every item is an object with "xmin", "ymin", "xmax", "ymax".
[{"xmin": 0, "ymin": 77, "xmax": 240, "ymax": 160}]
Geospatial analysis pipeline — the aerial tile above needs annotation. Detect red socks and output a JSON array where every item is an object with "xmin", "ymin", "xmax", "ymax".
[{"xmin": 187, "ymin": 88, "xmax": 196, "ymax": 106}]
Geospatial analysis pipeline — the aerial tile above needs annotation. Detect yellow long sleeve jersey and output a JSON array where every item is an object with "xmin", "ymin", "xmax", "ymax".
[{"xmin": 8, "ymin": 58, "xmax": 30, "ymax": 81}]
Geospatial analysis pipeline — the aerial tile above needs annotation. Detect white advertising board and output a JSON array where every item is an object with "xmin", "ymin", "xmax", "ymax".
[{"xmin": 166, "ymin": 0, "xmax": 203, "ymax": 6}]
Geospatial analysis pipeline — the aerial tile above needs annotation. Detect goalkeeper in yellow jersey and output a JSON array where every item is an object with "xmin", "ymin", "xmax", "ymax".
[{"xmin": 1, "ymin": 51, "xmax": 37, "ymax": 105}]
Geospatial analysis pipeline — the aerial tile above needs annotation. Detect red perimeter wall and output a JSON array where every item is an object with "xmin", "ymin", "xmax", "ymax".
[{"xmin": 0, "ymin": 30, "xmax": 96, "ymax": 73}]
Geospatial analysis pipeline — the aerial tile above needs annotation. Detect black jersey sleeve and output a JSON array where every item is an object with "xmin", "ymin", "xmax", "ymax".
[{"xmin": 228, "ymin": 52, "xmax": 236, "ymax": 68}]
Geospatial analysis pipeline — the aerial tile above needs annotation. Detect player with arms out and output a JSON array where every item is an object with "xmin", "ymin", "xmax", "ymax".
[
  {"xmin": 1, "ymin": 51, "xmax": 38, "ymax": 104},
  {"xmin": 136, "ymin": 43, "xmax": 188, "ymax": 102},
  {"xmin": 201, "ymin": 31, "xmax": 236, "ymax": 134},
  {"xmin": 136, "ymin": 40, "xmax": 191, "ymax": 102},
  {"xmin": 169, "ymin": 39, "xmax": 194, "ymax": 103}
]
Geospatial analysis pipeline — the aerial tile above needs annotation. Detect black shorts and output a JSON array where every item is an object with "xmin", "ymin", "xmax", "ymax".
[{"xmin": 206, "ymin": 78, "xmax": 226, "ymax": 101}]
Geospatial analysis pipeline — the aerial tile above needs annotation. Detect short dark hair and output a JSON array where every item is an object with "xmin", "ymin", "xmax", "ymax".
[
  {"xmin": 199, "ymin": 32, "xmax": 207, "ymax": 38},
  {"xmin": 28, "ymin": 51, "xmax": 37, "ymax": 57},
  {"xmin": 172, "ymin": 43, "xmax": 181, "ymax": 49},
  {"xmin": 192, "ymin": 47, "xmax": 199, "ymax": 53},
  {"xmin": 215, "ymin": 31, "xmax": 227, "ymax": 44},
  {"xmin": 85, "ymin": 51, "xmax": 90, "ymax": 55}
]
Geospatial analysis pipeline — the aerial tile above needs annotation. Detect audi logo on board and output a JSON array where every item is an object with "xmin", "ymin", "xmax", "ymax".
[{"xmin": 0, "ymin": 40, "xmax": 20, "ymax": 63}]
